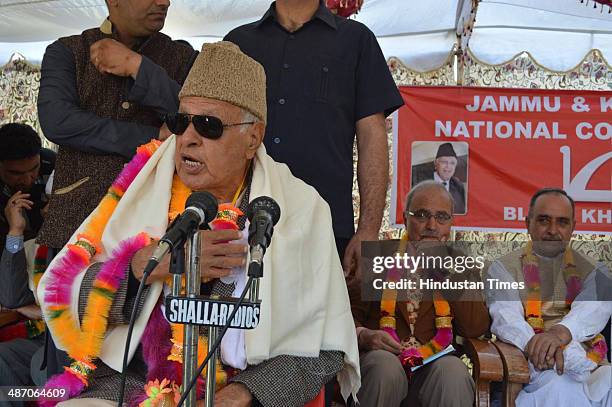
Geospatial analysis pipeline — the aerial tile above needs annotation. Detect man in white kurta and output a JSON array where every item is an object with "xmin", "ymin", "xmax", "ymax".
[{"xmin": 485, "ymin": 188, "xmax": 611, "ymax": 407}]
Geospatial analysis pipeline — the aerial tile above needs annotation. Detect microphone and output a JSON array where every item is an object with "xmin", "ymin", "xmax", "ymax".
[
  {"xmin": 144, "ymin": 191, "xmax": 218, "ymax": 276},
  {"xmin": 246, "ymin": 196, "xmax": 281, "ymax": 278}
]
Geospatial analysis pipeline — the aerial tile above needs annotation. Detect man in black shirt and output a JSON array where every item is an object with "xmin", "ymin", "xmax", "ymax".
[
  {"xmin": 225, "ymin": 0, "xmax": 404, "ymax": 277},
  {"xmin": 0, "ymin": 123, "xmax": 54, "ymax": 402}
]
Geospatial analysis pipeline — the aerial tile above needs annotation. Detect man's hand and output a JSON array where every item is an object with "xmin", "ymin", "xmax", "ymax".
[
  {"xmin": 15, "ymin": 304, "xmax": 42, "ymax": 320},
  {"xmin": 90, "ymin": 39, "xmax": 142, "ymax": 79},
  {"xmin": 200, "ymin": 230, "xmax": 247, "ymax": 281},
  {"xmin": 343, "ymin": 229, "xmax": 378, "ymax": 278},
  {"xmin": 131, "ymin": 242, "xmax": 171, "ymax": 283},
  {"xmin": 358, "ymin": 328, "xmax": 403, "ymax": 354},
  {"xmin": 131, "ymin": 230, "xmax": 247, "ymax": 283},
  {"xmin": 209, "ymin": 383, "xmax": 252, "ymax": 407},
  {"xmin": 525, "ymin": 325, "xmax": 571, "ymax": 374},
  {"xmin": 4, "ymin": 191, "xmax": 32, "ymax": 236}
]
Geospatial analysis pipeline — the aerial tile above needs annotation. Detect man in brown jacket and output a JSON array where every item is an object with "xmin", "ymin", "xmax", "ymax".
[
  {"xmin": 37, "ymin": 0, "xmax": 197, "ymax": 251},
  {"xmin": 35, "ymin": 0, "xmax": 197, "ymax": 379},
  {"xmin": 349, "ymin": 180, "xmax": 490, "ymax": 406}
]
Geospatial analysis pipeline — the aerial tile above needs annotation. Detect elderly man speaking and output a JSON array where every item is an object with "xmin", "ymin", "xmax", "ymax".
[{"xmin": 38, "ymin": 42, "xmax": 359, "ymax": 407}]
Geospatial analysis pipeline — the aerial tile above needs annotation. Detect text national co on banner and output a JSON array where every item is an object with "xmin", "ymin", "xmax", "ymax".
[{"xmin": 391, "ymin": 86, "xmax": 611, "ymax": 234}]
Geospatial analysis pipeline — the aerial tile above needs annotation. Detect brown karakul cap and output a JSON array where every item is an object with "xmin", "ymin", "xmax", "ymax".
[{"xmin": 178, "ymin": 41, "xmax": 267, "ymax": 124}]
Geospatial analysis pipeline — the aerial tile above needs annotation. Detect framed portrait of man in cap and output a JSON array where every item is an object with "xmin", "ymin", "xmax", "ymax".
[{"xmin": 410, "ymin": 141, "xmax": 468, "ymax": 214}]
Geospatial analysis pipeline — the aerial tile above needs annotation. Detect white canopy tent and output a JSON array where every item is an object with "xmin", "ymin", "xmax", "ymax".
[{"xmin": 0, "ymin": 0, "xmax": 611, "ymax": 71}]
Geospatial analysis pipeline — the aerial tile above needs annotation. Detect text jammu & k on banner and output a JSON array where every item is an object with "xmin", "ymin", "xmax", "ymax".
[{"xmin": 391, "ymin": 86, "xmax": 611, "ymax": 234}]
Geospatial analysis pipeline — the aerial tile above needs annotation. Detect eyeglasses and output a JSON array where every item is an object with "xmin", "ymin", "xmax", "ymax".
[
  {"xmin": 163, "ymin": 112, "xmax": 255, "ymax": 139},
  {"xmin": 406, "ymin": 209, "xmax": 452, "ymax": 225}
]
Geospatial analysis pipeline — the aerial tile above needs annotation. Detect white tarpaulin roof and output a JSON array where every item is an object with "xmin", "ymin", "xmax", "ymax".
[{"xmin": 1, "ymin": 0, "xmax": 611, "ymax": 71}]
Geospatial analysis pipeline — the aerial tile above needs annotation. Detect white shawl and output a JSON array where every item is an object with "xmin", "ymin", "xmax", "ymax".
[{"xmin": 38, "ymin": 137, "xmax": 360, "ymax": 401}]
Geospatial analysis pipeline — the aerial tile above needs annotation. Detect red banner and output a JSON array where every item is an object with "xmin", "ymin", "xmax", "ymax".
[{"xmin": 391, "ymin": 86, "xmax": 612, "ymax": 234}]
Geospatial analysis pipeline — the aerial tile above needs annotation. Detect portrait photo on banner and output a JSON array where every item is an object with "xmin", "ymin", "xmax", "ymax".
[{"xmin": 410, "ymin": 141, "xmax": 468, "ymax": 215}]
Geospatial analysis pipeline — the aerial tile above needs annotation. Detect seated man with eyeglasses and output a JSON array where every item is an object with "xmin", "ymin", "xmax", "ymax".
[{"xmin": 348, "ymin": 180, "xmax": 490, "ymax": 406}]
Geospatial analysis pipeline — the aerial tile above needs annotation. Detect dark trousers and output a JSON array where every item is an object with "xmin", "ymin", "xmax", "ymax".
[
  {"xmin": 335, "ymin": 237, "xmax": 350, "ymax": 265},
  {"xmin": 354, "ymin": 351, "xmax": 474, "ymax": 407},
  {"xmin": 0, "ymin": 335, "xmax": 45, "ymax": 406}
]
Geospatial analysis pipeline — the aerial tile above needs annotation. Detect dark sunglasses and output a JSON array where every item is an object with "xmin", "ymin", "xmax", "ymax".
[
  {"xmin": 406, "ymin": 209, "xmax": 453, "ymax": 225},
  {"xmin": 163, "ymin": 112, "xmax": 255, "ymax": 139}
]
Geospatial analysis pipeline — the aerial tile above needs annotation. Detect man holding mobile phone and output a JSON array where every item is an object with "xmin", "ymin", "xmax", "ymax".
[{"xmin": 0, "ymin": 123, "xmax": 55, "ymax": 399}]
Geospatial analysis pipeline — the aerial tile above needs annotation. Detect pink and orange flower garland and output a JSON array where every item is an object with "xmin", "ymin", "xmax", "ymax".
[
  {"xmin": 40, "ymin": 141, "xmax": 161, "ymax": 405},
  {"xmin": 522, "ymin": 241, "xmax": 608, "ymax": 365},
  {"xmin": 380, "ymin": 232, "xmax": 454, "ymax": 374}
]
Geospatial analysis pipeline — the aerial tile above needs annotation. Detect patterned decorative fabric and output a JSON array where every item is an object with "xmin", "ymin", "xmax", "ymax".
[
  {"xmin": 388, "ymin": 53, "xmax": 456, "ymax": 87},
  {"xmin": 0, "ymin": 58, "xmax": 52, "ymax": 149},
  {"xmin": 463, "ymin": 48, "xmax": 612, "ymax": 91}
]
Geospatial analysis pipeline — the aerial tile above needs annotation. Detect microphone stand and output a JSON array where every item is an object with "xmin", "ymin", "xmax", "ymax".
[
  {"xmin": 205, "ymin": 326, "xmax": 217, "ymax": 407},
  {"xmin": 178, "ymin": 277, "xmax": 255, "ymax": 407},
  {"xmin": 183, "ymin": 230, "xmax": 201, "ymax": 407},
  {"xmin": 171, "ymin": 244, "xmax": 185, "ymax": 298},
  {"xmin": 201, "ymin": 262, "xmax": 262, "ymax": 407},
  {"xmin": 179, "ymin": 196, "xmax": 278, "ymax": 407},
  {"xmin": 248, "ymin": 258, "xmax": 262, "ymax": 304}
]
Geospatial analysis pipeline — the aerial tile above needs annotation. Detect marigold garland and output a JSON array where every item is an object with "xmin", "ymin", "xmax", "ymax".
[
  {"xmin": 586, "ymin": 334, "xmax": 608, "ymax": 365},
  {"xmin": 140, "ymin": 378, "xmax": 180, "ymax": 407},
  {"xmin": 168, "ymin": 321, "xmax": 228, "ymax": 387},
  {"xmin": 522, "ymin": 241, "xmax": 608, "ymax": 365},
  {"xmin": 168, "ymin": 174, "xmax": 192, "ymax": 223},
  {"xmin": 381, "ymin": 232, "xmax": 454, "ymax": 372},
  {"xmin": 399, "ymin": 291, "xmax": 453, "ymax": 369}
]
